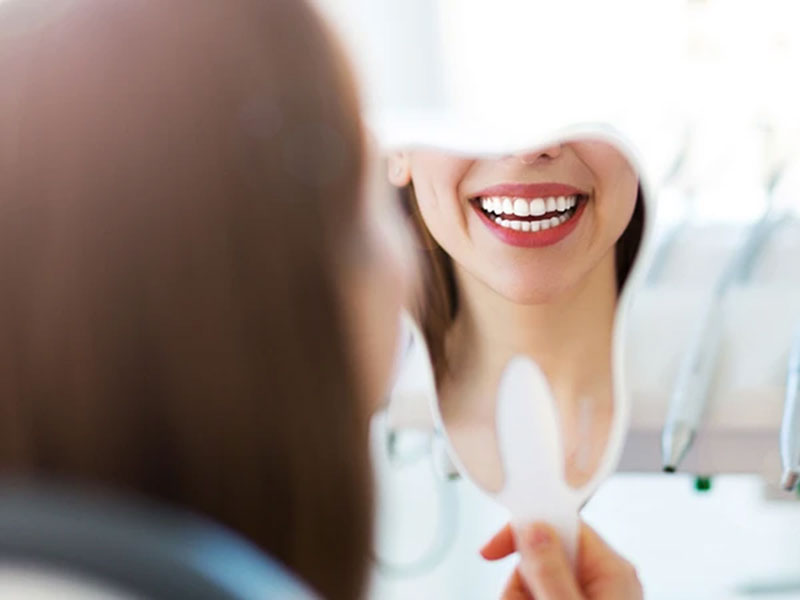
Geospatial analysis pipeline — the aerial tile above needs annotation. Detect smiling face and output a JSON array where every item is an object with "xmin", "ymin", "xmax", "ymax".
[{"xmin": 389, "ymin": 141, "xmax": 639, "ymax": 303}]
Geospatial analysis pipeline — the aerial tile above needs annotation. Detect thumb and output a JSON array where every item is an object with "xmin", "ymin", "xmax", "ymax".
[{"xmin": 516, "ymin": 523, "xmax": 583, "ymax": 600}]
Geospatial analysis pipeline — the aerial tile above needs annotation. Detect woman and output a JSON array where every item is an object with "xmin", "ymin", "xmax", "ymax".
[
  {"xmin": 0, "ymin": 1, "xmax": 407, "ymax": 598},
  {"xmin": 388, "ymin": 143, "xmax": 645, "ymax": 489},
  {"xmin": 0, "ymin": 0, "xmax": 639, "ymax": 598}
]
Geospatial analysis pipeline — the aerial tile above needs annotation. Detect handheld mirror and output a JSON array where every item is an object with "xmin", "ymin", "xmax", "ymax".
[{"xmin": 387, "ymin": 131, "xmax": 654, "ymax": 559}]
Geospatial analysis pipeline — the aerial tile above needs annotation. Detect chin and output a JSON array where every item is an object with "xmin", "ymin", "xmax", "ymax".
[{"xmin": 490, "ymin": 274, "xmax": 577, "ymax": 305}]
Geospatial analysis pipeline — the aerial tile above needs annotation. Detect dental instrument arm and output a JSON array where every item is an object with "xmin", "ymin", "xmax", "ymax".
[
  {"xmin": 780, "ymin": 326, "xmax": 800, "ymax": 491},
  {"xmin": 662, "ymin": 288, "xmax": 725, "ymax": 472},
  {"xmin": 661, "ymin": 213, "xmax": 783, "ymax": 472}
]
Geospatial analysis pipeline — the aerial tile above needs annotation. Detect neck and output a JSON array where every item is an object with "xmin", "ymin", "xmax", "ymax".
[{"xmin": 444, "ymin": 252, "xmax": 618, "ymax": 410}]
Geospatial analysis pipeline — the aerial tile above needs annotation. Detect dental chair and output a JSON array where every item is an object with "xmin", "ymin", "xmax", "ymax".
[{"xmin": 0, "ymin": 483, "xmax": 315, "ymax": 599}]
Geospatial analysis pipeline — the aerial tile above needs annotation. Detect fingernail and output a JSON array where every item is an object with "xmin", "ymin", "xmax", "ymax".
[{"xmin": 526, "ymin": 524, "xmax": 552, "ymax": 550}]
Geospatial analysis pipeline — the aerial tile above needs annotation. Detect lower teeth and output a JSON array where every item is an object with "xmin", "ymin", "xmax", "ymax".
[{"xmin": 486, "ymin": 207, "xmax": 576, "ymax": 232}]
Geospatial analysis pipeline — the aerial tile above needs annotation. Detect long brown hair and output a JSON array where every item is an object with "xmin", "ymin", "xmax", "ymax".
[
  {"xmin": 0, "ymin": 1, "xmax": 371, "ymax": 599},
  {"xmin": 401, "ymin": 184, "xmax": 645, "ymax": 381}
]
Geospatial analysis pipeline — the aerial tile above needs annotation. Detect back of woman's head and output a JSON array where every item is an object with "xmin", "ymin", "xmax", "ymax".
[{"xmin": 0, "ymin": 1, "xmax": 371, "ymax": 598}]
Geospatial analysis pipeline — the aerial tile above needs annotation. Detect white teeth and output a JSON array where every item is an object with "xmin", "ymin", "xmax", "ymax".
[
  {"xmin": 480, "ymin": 194, "xmax": 581, "ymax": 232},
  {"xmin": 513, "ymin": 198, "xmax": 530, "ymax": 217},
  {"xmin": 480, "ymin": 194, "xmax": 579, "ymax": 214},
  {"xmin": 529, "ymin": 198, "xmax": 546, "ymax": 216}
]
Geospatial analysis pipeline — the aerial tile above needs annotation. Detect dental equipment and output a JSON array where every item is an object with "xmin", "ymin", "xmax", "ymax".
[
  {"xmin": 780, "ymin": 325, "xmax": 800, "ymax": 491},
  {"xmin": 662, "ymin": 211, "xmax": 786, "ymax": 472},
  {"xmin": 661, "ymin": 284, "xmax": 725, "ymax": 472}
]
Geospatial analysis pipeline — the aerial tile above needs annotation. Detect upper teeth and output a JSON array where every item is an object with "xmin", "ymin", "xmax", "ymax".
[{"xmin": 480, "ymin": 195, "xmax": 578, "ymax": 216}]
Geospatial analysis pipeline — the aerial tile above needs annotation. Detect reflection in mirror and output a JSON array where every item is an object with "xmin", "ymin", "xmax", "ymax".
[{"xmin": 387, "ymin": 139, "xmax": 646, "ymax": 495}]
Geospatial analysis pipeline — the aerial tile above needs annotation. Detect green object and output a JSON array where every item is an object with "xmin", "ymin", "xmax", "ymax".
[{"xmin": 694, "ymin": 476, "xmax": 712, "ymax": 492}]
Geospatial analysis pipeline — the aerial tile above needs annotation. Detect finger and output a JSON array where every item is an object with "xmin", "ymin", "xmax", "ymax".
[
  {"xmin": 576, "ymin": 523, "xmax": 642, "ymax": 597},
  {"xmin": 516, "ymin": 523, "xmax": 583, "ymax": 600},
  {"xmin": 500, "ymin": 569, "xmax": 535, "ymax": 600},
  {"xmin": 577, "ymin": 523, "xmax": 630, "ymax": 580},
  {"xmin": 480, "ymin": 524, "xmax": 516, "ymax": 560},
  {"xmin": 580, "ymin": 523, "xmax": 616, "ymax": 560}
]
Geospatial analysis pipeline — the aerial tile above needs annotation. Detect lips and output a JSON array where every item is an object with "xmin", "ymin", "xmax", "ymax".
[{"xmin": 469, "ymin": 182, "xmax": 589, "ymax": 248}]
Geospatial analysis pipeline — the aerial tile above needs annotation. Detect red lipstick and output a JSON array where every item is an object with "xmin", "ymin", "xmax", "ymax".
[{"xmin": 470, "ymin": 182, "xmax": 589, "ymax": 248}]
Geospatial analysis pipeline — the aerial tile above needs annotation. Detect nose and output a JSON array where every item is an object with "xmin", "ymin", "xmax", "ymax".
[{"xmin": 512, "ymin": 144, "xmax": 562, "ymax": 165}]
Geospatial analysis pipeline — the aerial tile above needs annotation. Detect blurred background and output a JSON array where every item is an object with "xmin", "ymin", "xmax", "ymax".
[{"xmin": 314, "ymin": 1, "xmax": 800, "ymax": 598}]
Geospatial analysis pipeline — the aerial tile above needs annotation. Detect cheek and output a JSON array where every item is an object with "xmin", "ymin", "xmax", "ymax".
[
  {"xmin": 408, "ymin": 155, "xmax": 473, "ymax": 252},
  {"xmin": 571, "ymin": 141, "xmax": 639, "ymax": 241},
  {"xmin": 413, "ymin": 185, "xmax": 469, "ymax": 262},
  {"xmin": 601, "ymin": 187, "xmax": 637, "ymax": 245},
  {"xmin": 592, "ymin": 161, "xmax": 639, "ymax": 245},
  {"xmin": 416, "ymin": 193, "xmax": 450, "ymax": 238}
]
